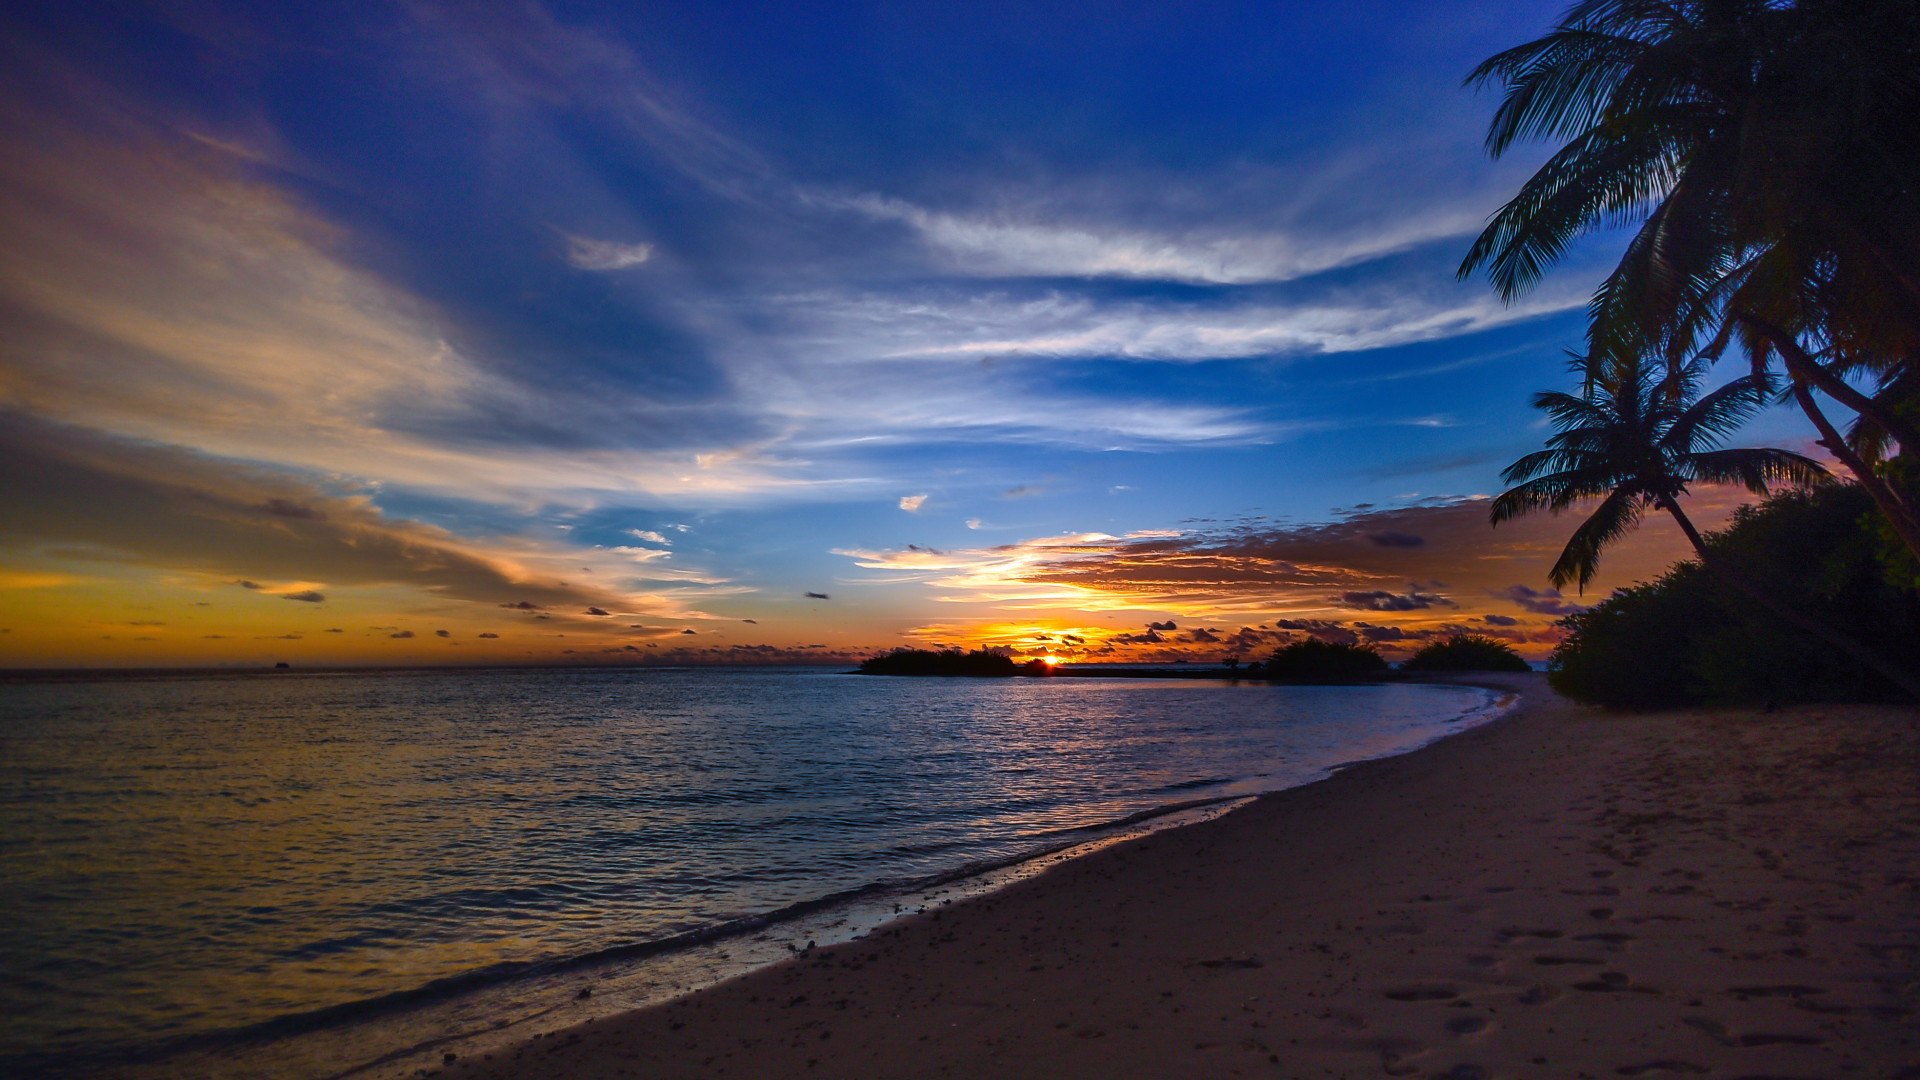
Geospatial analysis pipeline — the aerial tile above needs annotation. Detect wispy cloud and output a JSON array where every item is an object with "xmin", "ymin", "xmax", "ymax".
[
  {"xmin": 0, "ymin": 414, "xmax": 721, "ymax": 623},
  {"xmin": 839, "ymin": 189, "xmax": 1495, "ymax": 286},
  {"xmin": 563, "ymin": 234, "xmax": 654, "ymax": 270},
  {"xmin": 844, "ymin": 284, "xmax": 1586, "ymax": 363}
]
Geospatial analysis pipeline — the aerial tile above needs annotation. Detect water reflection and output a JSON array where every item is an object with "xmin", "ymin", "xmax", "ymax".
[{"xmin": 0, "ymin": 667, "xmax": 1494, "ymax": 1074}]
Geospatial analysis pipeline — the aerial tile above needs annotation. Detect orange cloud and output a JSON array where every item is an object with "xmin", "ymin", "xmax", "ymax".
[{"xmin": 843, "ymin": 492, "xmax": 1754, "ymax": 661}]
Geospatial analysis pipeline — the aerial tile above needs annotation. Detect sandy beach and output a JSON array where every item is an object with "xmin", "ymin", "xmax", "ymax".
[{"xmin": 439, "ymin": 673, "xmax": 1918, "ymax": 1079}]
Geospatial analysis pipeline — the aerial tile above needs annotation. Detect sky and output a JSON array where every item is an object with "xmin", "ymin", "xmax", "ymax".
[{"xmin": 0, "ymin": 0, "xmax": 1816, "ymax": 668}]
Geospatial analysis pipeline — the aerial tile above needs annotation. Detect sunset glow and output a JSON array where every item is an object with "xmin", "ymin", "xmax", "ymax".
[{"xmin": 0, "ymin": 1, "xmax": 1819, "ymax": 669}]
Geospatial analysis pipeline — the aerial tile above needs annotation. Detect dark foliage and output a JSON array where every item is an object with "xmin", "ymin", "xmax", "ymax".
[
  {"xmin": 1548, "ymin": 567, "xmax": 1722, "ymax": 710},
  {"xmin": 1549, "ymin": 485, "xmax": 1920, "ymax": 708},
  {"xmin": 1401, "ymin": 635, "xmax": 1532, "ymax": 673},
  {"xmin": 1264, "ymin": 639, "xmax": 1389, "ymax": 683},
  {"xmin": 856, "ymin": 648, "xmax": 1047, "ymax": 677}
]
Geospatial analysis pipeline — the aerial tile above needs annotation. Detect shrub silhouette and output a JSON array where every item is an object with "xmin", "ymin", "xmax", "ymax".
[
  {"xmin": 1400, "ymin": 634, "xmax": 1531, "ymax": 672},
  {"xmin": 1548, "ymin": 485, "xmax": 1920, "ymax": 708},
  {"xmin": 1264, "ymin": 639, "xmax": 1388, "ymax": 682},
  {"xmin": 857, "ymin": 648, "xmax": 1046, "ymax": 676}
]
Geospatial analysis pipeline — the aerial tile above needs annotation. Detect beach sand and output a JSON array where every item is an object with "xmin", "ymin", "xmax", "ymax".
[{"xmin": 440, "ymin": 673, "xmax": 1918, "ymax": 1079}]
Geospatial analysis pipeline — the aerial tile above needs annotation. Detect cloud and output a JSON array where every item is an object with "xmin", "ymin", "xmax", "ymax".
[
  {"xmin": 562, "ymin": 234, "xmax": 654, "ymax": 271},
  {"xmin": 626, "ymin": 529, "xmax": 671, "ymax": 545},
  {"xmin": 390, "ymin": 630, "xmax": 415, "ymax": 639},
  {"xmin": 1275, "ymin": 619, "xmax": 1361, "ymax": 646},
  {"xmin": 585, "ymin": 607, "xmax": 612, "ymax": 616},
  {"xmin": 1364, "ymin": 531, "xmax": 1424, "ymax": 548},
  {"xmin": 1480, "ymin": 613, "xmax": 1520, "ymax": 626},
  {"xmin": 0, "ymin": 92, "xmax": 820, "ymax": 509},
  {"xmin": 833, "ymin": 492, "xmax": 1731, "ymax": 659},
  {"xmin": 838, "ymin": 187, "xmax": 1494, "ymax": 286},
  {"xmin": 435, "ymin": 629, "xmax": 452, "ymax": 637},
  {"xmin": 1503, "ymin": 585, "xmax": 1588, "ymax": 616},
  {"xmin": 805, "ymin": 591, "xmax": 830, "ymax": 599},
  {"xmin": 831, "ymin": 279, "xmax": 1589, "ymax": 365},
  {"xmin": 899, "ymin": 494, "xmax": 928, "ymax": 512},
  {"xmin": 0, "ymin": 415, "xmax": 663, "ymax": 618},
  {"xmin": 606, "ymin": 545, "xmax": 673, "ymax": 564},
  {"xmin": 1334, "ymin": 589, "xmax": 1453, "ymax": 611},
  {"xmin": 477, "ymin": 631, "xmax": 499, "ymax": 638},
  {"xmin": 742, "ymin": 617, "xmax": 757, "ymax": 624}
]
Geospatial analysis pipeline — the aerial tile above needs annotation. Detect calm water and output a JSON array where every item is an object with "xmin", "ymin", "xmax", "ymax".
[{"xmin": 0, "ymin": 666, "xmax": 1501, "ymax": 1077}]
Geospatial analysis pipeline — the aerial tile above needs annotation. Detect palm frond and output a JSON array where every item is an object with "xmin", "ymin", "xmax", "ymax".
[
  {"xmin": 1491, "ymin": 469, "xmax": 1622, "ymax": 523},
  {"xmin": 1460, "ymin": 114, "xmax": 1696, "ymax": 299},
  {"xmin": 1685, "ymin": 447, "xmax": 1828, "ymax": 493},
  {"xmin": 1550, "ymin": 487, "xmax": 1646, "ymax": 591},
  {"xmin": 1661, "ymin": 373, "xmax": 1771, "ymax": 450}
]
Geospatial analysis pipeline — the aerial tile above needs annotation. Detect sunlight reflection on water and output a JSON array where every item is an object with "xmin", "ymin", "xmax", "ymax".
[{"xmin": 0, "ymin": 667, "xmax": 1496, "ymax": 1076}]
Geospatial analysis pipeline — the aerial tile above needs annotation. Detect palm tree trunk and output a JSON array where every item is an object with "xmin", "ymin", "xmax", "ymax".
[
  {"xmin": 1657, "ymin": 497, "xmax": 1920, "ymax": 700},
  {"xmin": 1735, "ymin": 311, "xmax": 1920, "ymax": 452},
  {"xmin": 1788, "ymin": 382, "xmax": 1920, "ymax": 559}
]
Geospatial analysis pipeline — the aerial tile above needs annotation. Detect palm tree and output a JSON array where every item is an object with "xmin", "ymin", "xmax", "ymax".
[
  {"xmin": 1459, "ymin": 0, "xmax": 1920, "ymax": 558},
  {"xmin": 1493, "ymin": 356, "xmax": 1920, "ymax": 697}
]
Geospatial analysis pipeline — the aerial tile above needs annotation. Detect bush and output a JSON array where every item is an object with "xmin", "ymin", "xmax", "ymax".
[
  {"xmin": 1264, "ymin": 639, "xmax": 1389, "ymax": 682},
  {"xmin": 1547, "ymin": 485, "xmax": 1920, "ymax": 708},
  {"xmin": 857, "ymin": 648, "xmax": 1047, "ymax": 676},
  {"xmin": 1547, "ymin": 566, "xmax": 1724, "ymax": 709},
  {"xmin": 1400, "ymin": 634, "xmax": 1532, "ymax": 672}
]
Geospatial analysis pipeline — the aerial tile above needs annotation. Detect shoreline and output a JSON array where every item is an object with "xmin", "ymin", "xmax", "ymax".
[
  {"xmin": 435, "ymin": 672, "xmax": 1919, "ymax": 1079},
  {"xmin": 121, "ymin": 680, "xmax": 1509, "ymax": 1080}
]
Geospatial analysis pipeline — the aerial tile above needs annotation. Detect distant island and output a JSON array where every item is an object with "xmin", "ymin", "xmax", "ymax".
[
  {"xmin": 855, "ymin": 635, "xmax": 1534, "ymax": 682},
  {"xmin": 856, "ymin": 648, "xmax": 1052, "ymax": 677}
]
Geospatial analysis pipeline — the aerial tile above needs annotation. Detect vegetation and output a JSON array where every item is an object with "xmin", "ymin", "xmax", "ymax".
[
  {"xmin": 1461, "ymin": 0, "xmax": 1920, "ymax": 565},
  {"xmin": 1400, "ymin": 635, "xmax": 1531, "ymax": 673},
  {"xmin": 1490, "ymin": 356, "xmax": 1917, "ymax": 696},
  {"xmin": 1464, "ymin": 2, "xmax": 1920, "ymax": 701},
  {"xmin": 1549, "ymin": 485, "xmax": 1920, "ymax": 708},
  {"xmin": 1491, "ymin": 357, "xmax": 1821, "ymax": 590},
  {"xmin": 856, "ymin": 648, "xmax": 1049, "ymax": 677},
  {"xmin": 1263, "ymin": 639, "xmax": 1389, "ymax": 683}
]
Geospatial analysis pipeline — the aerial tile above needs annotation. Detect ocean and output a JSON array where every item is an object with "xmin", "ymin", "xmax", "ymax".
[{"xmin": 0, "ymin": 666, "xmax": 1506, "ymax": 1078}]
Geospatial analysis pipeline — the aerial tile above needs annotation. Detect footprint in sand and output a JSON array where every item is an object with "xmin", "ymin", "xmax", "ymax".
[
  {"xmin": 1725, "ymin": 984, "xmax": 1822, "ymax": 1001},
  {"xmin": 1681, "ymin": 1017, "xmax": 1824, "ymax": 1047},
  {"xmin": 1572, "ymin": 971, "xmax": 1658, "ymax": 994},
  {"xmin": 1614, "ymin": 1060, "xmax": 1708, "ymax": 1075},
  {"xmin": 1496, "ymin": 926, "xmax": 1564, "ymax": 941},
  {"xmin": 1383, "ymin": 984, "xmax": 1458, "ymax": 1001}
]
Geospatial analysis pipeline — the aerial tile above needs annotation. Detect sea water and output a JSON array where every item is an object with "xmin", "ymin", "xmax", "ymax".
[{"xmin": 0, "ymin": 666, "xmax": 1504, "ymax": 1078}]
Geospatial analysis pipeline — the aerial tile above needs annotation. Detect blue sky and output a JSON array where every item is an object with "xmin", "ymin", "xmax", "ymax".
[{"xmin": 0, "ymin": 0, "xmax": 1800, "ymax": 665}]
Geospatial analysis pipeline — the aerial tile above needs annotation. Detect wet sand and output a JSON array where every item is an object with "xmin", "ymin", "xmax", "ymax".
[{"xmin": 439, "ymin": 673, "xmax": 1918, "ymax": 1079}]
